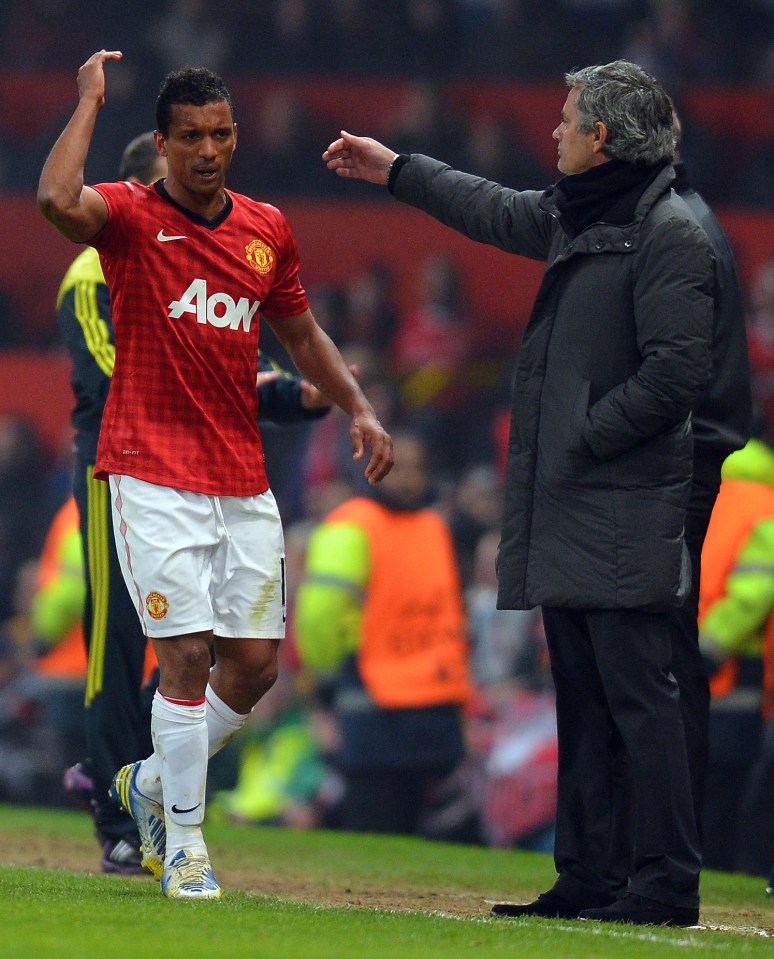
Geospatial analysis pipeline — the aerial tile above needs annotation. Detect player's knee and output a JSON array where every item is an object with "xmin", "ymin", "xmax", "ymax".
[
  {"xmin": 245, "ymin": 648, "xmax": 279, "ymax": 698},
  {"xmin": 256, "ymin": 660, "xmax": 279, "ymax": 695},
  {"xmin": 212, "ymin": 638, "xmax": 280, "ymax": 705},
  {"xmin": 160, "ymin": 638, "xmax": 213, "ymax": 687}
]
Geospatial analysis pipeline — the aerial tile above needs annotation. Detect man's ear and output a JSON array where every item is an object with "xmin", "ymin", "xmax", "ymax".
[
  {"xmin": 232, "ymin": 122, "xmax": 238, "ymax": 153},
  {"xmin": 154, "ymin": 130, "xmax": 168, "ymax": 158},
  {"xmin": 592, "ymin": 121, "xmax": 608, "ymax": 155}
]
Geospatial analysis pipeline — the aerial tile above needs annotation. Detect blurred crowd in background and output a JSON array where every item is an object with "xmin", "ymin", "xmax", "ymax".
[
  {"xmin": 1, "ymin": 0, "xmax": 774, "ymax": 875},
  {"xmin": 2, "ymin": 0, "xmax": 774, "ymax": 83},
  {"xmin": 1, "ymin": 0, "xmax": 774, "ymax": 206}
]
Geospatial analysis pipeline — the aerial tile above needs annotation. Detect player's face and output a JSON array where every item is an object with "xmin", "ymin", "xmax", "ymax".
[
  {"xmin": 552, "ymin": 86, "xmax": 600, "ymax": 176},
  {"xmin": 156, "ymin": 100, "xmax": 237, "ymax": 203}
]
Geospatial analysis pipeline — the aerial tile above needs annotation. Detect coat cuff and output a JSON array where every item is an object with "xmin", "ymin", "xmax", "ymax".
[{"xmin": 387, "ymin": 154, "xmax": 411, "ymax": 194}]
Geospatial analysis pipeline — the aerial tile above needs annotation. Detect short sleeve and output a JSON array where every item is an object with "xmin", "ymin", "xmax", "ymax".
[
  {"xmin": 89, "ymin": 181, "xmax": 138, "ymax": 253},
  {"xmin": 260, "ymin": 209, "xmax": 309, "ymax": 318}
]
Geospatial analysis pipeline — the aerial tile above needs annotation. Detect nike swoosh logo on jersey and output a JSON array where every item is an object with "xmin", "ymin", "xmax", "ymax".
[
  {"xmin": 157, "ymin": 229, "xmax": 188, "ymax": 242},
  {"xmin": 171, "ymin": 802, "xmax": 201, "ymax": 814}
]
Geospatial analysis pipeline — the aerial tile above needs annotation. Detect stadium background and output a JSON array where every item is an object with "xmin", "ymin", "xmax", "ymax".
[
  {"xmin": 1, "ymin": 1, "xmax": 773, "ymax": 449},
  {"xmin": 0, "ymin": 0, "xmax": 772, "ymax": 859}
]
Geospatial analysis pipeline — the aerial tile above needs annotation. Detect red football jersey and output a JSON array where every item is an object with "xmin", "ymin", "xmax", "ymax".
[{"xmin": 90, "ymin": 180, "xmax": 309, "ymax": 495}]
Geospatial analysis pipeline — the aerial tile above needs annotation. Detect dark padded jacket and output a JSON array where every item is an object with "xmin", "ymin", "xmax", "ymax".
[
  {"xmin": 393, "ymin": 156, "xmax": 714, "ymax": 611},
  {"xmin": 673, "ymin": 164, "xmax": 752, "ymax": 461}
]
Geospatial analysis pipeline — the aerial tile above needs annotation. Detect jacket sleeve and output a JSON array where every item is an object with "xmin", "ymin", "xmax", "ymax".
[
  {"xmin": 392, "ymin": 154, "xmax": 554, "ymax": 261},
  {"xmin": 257, "ymin": 352, "xmax": 329, "ymax": 424},
  {"xmin": 294, "ymin": 522, "xmax": 370, "ymax": 674},
  {"xmin": 56, "ymin": 278, "xmax": 114, "ymax": 410},
  {"xmin": 699, "ymin": 518, "xmax": 774, "ymax": 663},
  {"xmin": 582, "ymin": 211, "xmax": 714, "ymax": 460}
]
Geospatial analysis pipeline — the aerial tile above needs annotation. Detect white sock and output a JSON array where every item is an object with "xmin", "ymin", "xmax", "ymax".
[
  {"xmin": 150, "ymin": 691, "xmax": 208, "ymax": 863},
  {"xmin": 205, "ymin": 681, "xmax": 250, "ymax": 757},
  {"xmin": 136, "ymin": 682, "xmax": 250, "ymax": 800},
  {"xmin": 135, "ymin": 753, "xmax": 163, "ymax": 803}
]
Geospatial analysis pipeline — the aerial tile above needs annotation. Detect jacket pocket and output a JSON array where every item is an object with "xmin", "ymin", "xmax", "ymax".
[{"xmin": 537, "ymin": 378, "xmax": 593, "ymax": 486}]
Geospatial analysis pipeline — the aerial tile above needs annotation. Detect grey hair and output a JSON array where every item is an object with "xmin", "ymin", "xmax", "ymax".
[{"xmin": 565, "ymin": 60, "xmax": 676, "ymax": 165}]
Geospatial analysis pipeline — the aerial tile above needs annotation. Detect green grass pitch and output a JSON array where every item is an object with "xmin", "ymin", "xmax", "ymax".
[{"xmin": 0, "ymin": 804, "xmax": 771, "ymax": 958}]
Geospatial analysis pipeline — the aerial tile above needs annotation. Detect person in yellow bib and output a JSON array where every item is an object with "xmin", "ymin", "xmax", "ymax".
[{"xmin": 295, "ymin": 429, "xmax": 476, "ymax": 839}]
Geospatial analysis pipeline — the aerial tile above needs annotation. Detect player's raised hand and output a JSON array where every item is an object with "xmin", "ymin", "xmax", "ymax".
[
  {"xmin": 77, "ymin": 49, "xmax": 123, "ymax": 108},
  {"xmin": 322, "ymin": 131, "xmax": 397, "ymax": 185}
]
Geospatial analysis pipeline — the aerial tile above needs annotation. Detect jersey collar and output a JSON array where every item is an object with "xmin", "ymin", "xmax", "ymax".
[{"xmin": 154, "ymin": 180, "xmax": 233, "ymax": 230}]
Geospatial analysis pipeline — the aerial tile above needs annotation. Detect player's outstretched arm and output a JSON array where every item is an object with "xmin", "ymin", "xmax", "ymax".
[
  {"xmin": 265, "ymin": 310, "xmax": 394, "ymax": 483},
  {"xmin": 37, "ymin": 50, "xmax": 120, "ymax": 243},
  {"xmin": 322, "ymin": 131, "xmax": 398, "ymax": 185}
]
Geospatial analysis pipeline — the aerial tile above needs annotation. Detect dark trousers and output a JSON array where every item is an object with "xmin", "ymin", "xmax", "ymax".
[
  {"xmin": 73, "ymin": 459, "xmax": 152, "ymax": 842},
  {"xmin": 735, "ymin": 718, "xmax": 774, "ymax": 875},
  {"xmin": 702, "ymin": 736, "xmax": 760, "ymax": 871},
  {"xmin": 543, "ymin": 606, "xmax": 701, "ymax": 908},
  {"xmin": 668, "ymin": 453, "xmax": 722, "ymax": 835},
  {"xmin": 340, "ymin": 763, "xmax": 469, "ymax": 840}
]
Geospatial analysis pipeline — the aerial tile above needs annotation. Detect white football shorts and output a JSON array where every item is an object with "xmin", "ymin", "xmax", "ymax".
[{"xmin": 109, "ymin": 474, "xmax": 286, "ymax": 640}]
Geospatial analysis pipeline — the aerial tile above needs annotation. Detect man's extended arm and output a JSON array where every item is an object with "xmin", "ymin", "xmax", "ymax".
[
  {"xmin": 323, "ymin": 130, "xmax": 552, "ymax": 259},
  {"xmin": 37, "ymin": 50, "xmax": 120, "ymax": 242}
]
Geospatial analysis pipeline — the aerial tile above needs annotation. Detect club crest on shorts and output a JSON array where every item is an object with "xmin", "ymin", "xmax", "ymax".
[
  {"xmin": 245, "ymin": 238, "xmax": 274, "ymax": 275},
  {"xmin": 145, "ymin": 591, "xmax": 169, "ymax": 620}
]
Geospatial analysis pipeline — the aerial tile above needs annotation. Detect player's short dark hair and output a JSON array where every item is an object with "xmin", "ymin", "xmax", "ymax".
[
  {"xmin": 118, "ymin": 131, "xmax": 161, "ymax": 183},
  {"xmin": 155, "ymin": 67, "xmax": 235, "ymax": 136}
]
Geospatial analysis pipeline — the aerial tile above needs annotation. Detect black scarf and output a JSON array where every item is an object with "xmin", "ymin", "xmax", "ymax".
[{"xmin": 550, "ymin": 158, "xmax": 670, "ymax": 238}]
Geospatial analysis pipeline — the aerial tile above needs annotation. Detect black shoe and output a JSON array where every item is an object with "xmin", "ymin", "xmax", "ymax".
[
  {"xmin": 579, "ymin": 893, "xmax": 699, "ymax": 927},
  {"xmin": 492, "ymin": 888, "xmax": 611, "ymax": 920},
  {"xmin": 101, "ymin": 834, "xmax": 146, "ymax": 876}
]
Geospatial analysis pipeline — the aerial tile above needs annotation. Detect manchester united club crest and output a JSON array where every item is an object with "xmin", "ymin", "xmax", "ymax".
[
  {"xmin": 146, "ymin": 591, "xmax": 169, "ymax": 620},
  {"xmin": 245, "ymin": 238, "xmax": 274, "ymax": 275}
]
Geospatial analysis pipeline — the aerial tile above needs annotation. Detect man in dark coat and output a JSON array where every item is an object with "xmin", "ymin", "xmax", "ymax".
[{"xmin": 323, "ymin": 61, "xmax": 717, "ymax": 927}]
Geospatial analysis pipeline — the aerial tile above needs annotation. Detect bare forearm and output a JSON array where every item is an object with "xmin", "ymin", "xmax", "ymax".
[
  {"xmin": 266, "ymin": 309, "xmax": 393, "ymax": 483},
  {"xmin": 38, "ymin": 97, "xmax": 101, "ymax": 234},
  {"xmin": 282, "ymin": 324, "xmax": 370, "ymax": 417},
  {"xmin": 38, "ymin": 50, "xmax": 120, "ymax": 242}
]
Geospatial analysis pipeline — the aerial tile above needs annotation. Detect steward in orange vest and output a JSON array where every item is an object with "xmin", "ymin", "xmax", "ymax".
[
  {"xmin": 317, "ymin": 495, "xmax": 470, "ymax": 709},
  {"xmin": 698, "ymin": 437, "xmax": 774, "ymax": 873},
  {"xmin": 295, "ymin": 430, "xmax": 476, "ymax": 840},
  {"xmin": 30, "ymin": 496, "xmax": 157, "ymax": 683},
  {"xmin": 31, "ymin": 496, "xmax": 88, "ymax": 679},
  {"xmin": 700, "ymin": 439, "xmax": 774, "ymax": 713}
]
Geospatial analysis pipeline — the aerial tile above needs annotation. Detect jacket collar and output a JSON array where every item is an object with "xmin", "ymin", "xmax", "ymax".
[{"xmin": 539, "ymin": 163, "xmax": 676, "ymax": 240}]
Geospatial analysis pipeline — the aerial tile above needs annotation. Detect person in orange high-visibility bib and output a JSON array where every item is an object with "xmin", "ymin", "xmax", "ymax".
[
  {"xmin": 699, "ymin": 435, "xmax": 774, "ymax": 878},
  {"xmin": 295, "ymin": 429, "xmax": 476, "ymax": 840},
  {"xmin": 31, "ymin": 496, "xmax": 88, "ymax": 680}
]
